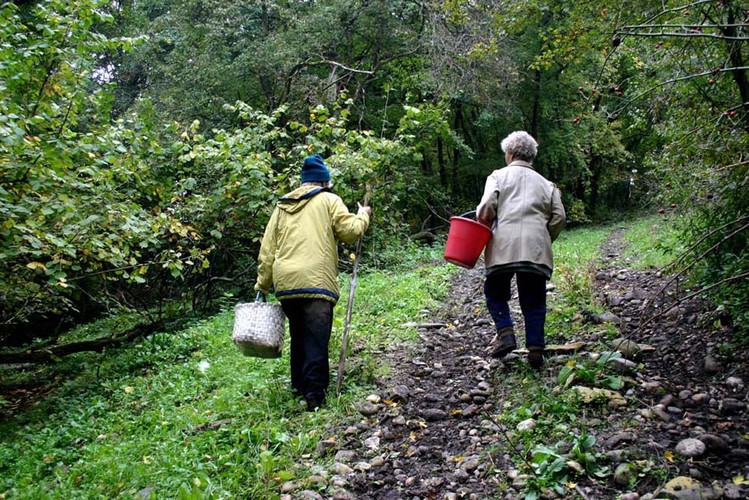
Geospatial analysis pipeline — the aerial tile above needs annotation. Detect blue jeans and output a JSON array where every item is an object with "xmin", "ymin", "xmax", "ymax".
[
  {"xmin": 484, "ymin": 271, "xmax": 547, "ymax": 349},
  {"xmin": 280, "ymin": 298, "xmax": 334, "ymax": 401}
]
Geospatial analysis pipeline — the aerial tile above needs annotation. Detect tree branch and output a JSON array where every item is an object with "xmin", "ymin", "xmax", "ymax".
[
  {"xmin": 0, "ymin": 322, "xmax": 161, "ymax": 364},
  {"xmin": 616, "ymin": 30, "xmax": 748, "ymax": 41},
  {"xmin": 635, "ymin": 271, "xmax": 749, "ymax": 334},
  {"xmin": 615, "ymin": 67, "xmax": 749, "ymax": 110}
]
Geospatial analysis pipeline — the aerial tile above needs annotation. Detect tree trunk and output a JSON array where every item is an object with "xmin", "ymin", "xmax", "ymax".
[
  {"xmin": 530, "ymin": 69, "xmax": 542, "ymax": 139},
  {"xmin": 437, "ymin": 137, "xmax": 447, "ymax": 187},
  {"xmin": 724, "ymin": 3, "xmax": 749, "ymax": 130}
]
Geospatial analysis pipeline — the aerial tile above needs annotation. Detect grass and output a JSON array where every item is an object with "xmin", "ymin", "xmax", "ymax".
[
  {"xmin": 0, "ymin": 244, "xmax": 457, "ymax": 499},
  {"xmin": 544, "ymin": 225, "xmax": 612, "ymax": 344},
  {"xmin": 622, "ymin": 214, "xmax": 683, "ymax": 269}
]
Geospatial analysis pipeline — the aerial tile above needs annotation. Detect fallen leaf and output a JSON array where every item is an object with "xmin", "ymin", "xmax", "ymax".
[
  {"xmin": 664, "ymin": 450, "xmax": 674, "ymax": 462},
  {"xmin": 566, "ymin": 481, "xmax": 577, "ymax": 489},
  {"xmin": 733, "ymin": 474, "xmax": 749, "ymax": 485}
]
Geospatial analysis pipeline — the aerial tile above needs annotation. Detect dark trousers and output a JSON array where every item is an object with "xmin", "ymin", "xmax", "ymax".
[
  {"xmin": 484, "ymin": 271, "xmax": 547, "ymax": 348},
  {"xmin": 280, "ymin": 298, "xmax": 334, "ymax": 401}
]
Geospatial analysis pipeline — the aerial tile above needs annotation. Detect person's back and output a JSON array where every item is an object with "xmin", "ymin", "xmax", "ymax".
[
  {"xmin": 480, "ymin": 160, "xmax": 563, "ymax": 275},
  {"xmin": 493, "ymin": 164, "xmax": 556, "ymax": 228}
]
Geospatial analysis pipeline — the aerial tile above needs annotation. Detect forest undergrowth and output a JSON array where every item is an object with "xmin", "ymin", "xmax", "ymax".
[{"xmin": 3, "ymin": 214, "xmax": 744, "ymax": 500}]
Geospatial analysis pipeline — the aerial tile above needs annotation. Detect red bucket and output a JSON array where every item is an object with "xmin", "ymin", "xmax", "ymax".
[{"xmin": 444, "ymin": 216, "xmax": 493, "ymax": 268}]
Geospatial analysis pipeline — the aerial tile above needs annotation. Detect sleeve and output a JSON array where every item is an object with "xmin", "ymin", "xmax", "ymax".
[
  {"xmin": 331, "ymin": 196, "xmax": 370, "ymax": 245},
  {"xmin": 254, "ymin": 208, "xmax": 279, "ymax": 294},
  {"xmin": 547, "ymin": 185, "xmax": 566, "ymax": 242},
  {"xmin": 476, "ymin": 174, "xmax": 499, "ymax": 226}
]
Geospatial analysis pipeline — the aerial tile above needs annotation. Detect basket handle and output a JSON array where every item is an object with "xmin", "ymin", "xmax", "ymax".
[{"xmin": 255, "ymin": 291, "xmax": 266, "ymax": 302}]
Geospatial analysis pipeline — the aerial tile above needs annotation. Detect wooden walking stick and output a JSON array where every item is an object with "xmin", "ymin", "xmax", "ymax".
[{"xmin": 336, "ymin": 188, "xmax": 371, "ymax": 394}]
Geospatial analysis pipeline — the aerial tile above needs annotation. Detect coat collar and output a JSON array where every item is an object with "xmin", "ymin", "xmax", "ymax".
[{"xmin": 507, "ymin": 160, "xmax": 534, "ymax": 170}]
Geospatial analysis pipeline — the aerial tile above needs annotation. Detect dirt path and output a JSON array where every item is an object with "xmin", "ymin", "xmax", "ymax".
[{"xmin": 325, "ymin": 228, "xmax": 749, "ymax": 500}]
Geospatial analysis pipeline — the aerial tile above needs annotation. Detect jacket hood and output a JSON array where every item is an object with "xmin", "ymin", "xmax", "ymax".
[{"xmin": 277, "ymin": 185, "xmax": 330, "ymax": 214}]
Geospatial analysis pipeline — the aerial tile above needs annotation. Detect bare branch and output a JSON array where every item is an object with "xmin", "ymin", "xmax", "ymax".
[
  {"xmin": 312, "ymin": 56, "xmax": 374, "ymax": 75},
  {"xmin": 616, "ymin": 30, "xmax": 749, "ymax": 41},
  {"xmin": 615, "ymin": 67, "xmax": 749, "ymax": 110},
  {"xmin": 661, "ymin": 215, "xmax": 749, "ymax": 274},
  {"xmin": 656, "ymin": 220, "xmax": 749, "ymax": 298},
  {"xmin": 639, "ymin": 0, "xmax": 719, "ymax": 26},
  {"xmin": 636, "ymin": 270, "xmax": 749, "ymax": 334},
  {"xmin": 622, "ymin": 23, "xmax": 749, "ymax": 30}
]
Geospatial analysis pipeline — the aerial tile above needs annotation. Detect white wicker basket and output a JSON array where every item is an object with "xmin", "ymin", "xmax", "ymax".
[{"xmin": 232, "ymin": 302, "xmax": 285, "ymax": 358}]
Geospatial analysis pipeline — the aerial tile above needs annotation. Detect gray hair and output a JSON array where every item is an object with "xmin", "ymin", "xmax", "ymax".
[{"xmin": 501, "ymin": 131, "xmax": 538, "ymax": 162}]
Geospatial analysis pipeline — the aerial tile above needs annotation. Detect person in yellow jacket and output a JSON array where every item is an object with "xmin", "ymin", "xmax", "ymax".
[{"xmin": 255, "ymin": 154, "xmax": 371, "ymax": 411}]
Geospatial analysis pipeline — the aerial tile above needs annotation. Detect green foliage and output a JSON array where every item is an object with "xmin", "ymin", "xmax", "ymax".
[
  {"xmin": 0, "ymin": 0, "xmax": 456, "ymax": 341},
  {"xmin": 170, "ymin": 97, "xmax": 456, "ymax": 299},
  {"xmin": 0, "ymin": 1, "xmax": 208, "ymax": 334},
  {"xmin": 110, "ymin": 0, "xmax": 427, "ymax": 130},
  {"xmin": 524, "ymin": 430, "xmax": 607, "ymax": 499},
  {"xmin": 616, "ymin": 0, "xmax": 749, "ymax": 336},
  {"xmin": 0, "ymin": 248, "xmax": 453, "ymax": 498},
  {"xmin": 557, "ymin": 352, "xmax": 625, "ymax": 391},
  {"xmin": 494, "ymin": 373, "xmax": 609, "ymax": 499}
]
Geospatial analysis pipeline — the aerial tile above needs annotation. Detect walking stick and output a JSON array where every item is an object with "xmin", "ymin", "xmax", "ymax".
[{"xmin": 336, "ymin": 188, "xmax": 371, "ymax": 394}]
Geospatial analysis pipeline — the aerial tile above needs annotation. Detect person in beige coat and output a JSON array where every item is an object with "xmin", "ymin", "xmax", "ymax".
[
  {"xmin": 255, "ymin": 154, "xmax": 371, "ymax": 410},
  {"xmin": 476, "ymin": 131, "xmax": 566, "ymax": 369}
]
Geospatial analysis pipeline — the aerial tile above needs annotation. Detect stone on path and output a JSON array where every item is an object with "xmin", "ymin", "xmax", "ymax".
[{"xmin": 675, "ymin": 438, "xmax": 706, "ymax": 458}]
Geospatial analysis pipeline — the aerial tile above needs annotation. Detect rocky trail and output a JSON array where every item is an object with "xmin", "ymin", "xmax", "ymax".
[{"xmin": 311, "ymin": 228, "xmax": 749, "ymax": 500}]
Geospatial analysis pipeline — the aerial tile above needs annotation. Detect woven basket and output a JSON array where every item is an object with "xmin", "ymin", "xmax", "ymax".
[{"xmin": 232, "ymin": 302, "xmax": 285, "ymax": 358}]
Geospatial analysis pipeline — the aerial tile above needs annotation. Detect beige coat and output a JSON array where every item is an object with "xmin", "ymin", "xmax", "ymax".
[
  {"xmin": 255, "ymin": 185, "xmax": 370, "ymax": 302},
  {"xmin": 476, "ymin": 160, "xmax": 566, "ymax": 275}
]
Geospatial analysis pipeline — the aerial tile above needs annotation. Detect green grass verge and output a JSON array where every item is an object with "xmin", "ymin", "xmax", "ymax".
[
  {"xmin": 621, "ymin": 214, "xmax": 683, "ymax": 269},
  {"xmin": 545, "ymin": 225, "xmax": 612, "ymax": 344},
  {"xmin": 491, "ymin": 221, "xmax": 672, "ymax": 498},
  {"xmin": 0, "ymin": 245, "xmax": 456, "ymax": 499}
]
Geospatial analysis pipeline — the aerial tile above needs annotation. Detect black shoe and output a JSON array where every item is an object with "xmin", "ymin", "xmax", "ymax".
[
  {"xmin": 305, "ymin": 394, "xmax": 325, "ymax": 412},
  {"xmin": 528, "ymin": 348, "xmax": 545, "ymax": 370},
  {"xmin": 490, "ymin": 328, "xmax": 517, "ymax": 359}
]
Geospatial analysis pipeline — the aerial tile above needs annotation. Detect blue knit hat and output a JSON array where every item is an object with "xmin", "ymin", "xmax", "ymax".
[{"xmin": 301, "ymin": 154, "xmax": 331, "ymax": 183}]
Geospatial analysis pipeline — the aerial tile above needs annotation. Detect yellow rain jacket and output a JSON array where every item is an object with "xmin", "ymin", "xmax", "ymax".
[{"xmin": 254, "ymin": 185, "xmax": 370, "ymax": 303}]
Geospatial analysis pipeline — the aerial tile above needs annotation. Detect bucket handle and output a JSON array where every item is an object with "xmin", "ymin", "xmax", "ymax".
[{"xmin": 456, "ymin": 210, "xmax": 496, "ymax": 231}]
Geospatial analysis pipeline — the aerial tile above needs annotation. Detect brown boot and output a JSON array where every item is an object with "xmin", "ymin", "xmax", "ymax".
[
  {"xmin": 490, "ymin": 327, "xmax": 517, "ymax": 359},
  {"xmin": 528, "ymin": 346, "xmax": 545, "ymax": 370}
]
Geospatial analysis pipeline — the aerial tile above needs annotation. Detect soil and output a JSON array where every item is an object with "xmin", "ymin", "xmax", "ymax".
[{"xmin": 325, "ymin": 228, "xmax": 749, "ymax": 500}]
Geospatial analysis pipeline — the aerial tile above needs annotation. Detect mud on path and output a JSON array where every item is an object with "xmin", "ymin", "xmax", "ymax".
[{"xmin": 327, "ymin": 228, "xmax": 749, "ymax": 500}]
